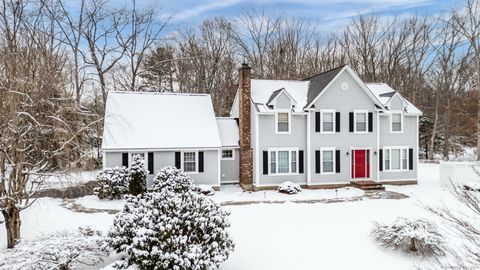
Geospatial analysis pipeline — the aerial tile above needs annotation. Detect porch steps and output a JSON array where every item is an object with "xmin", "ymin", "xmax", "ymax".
[{"xmin": 350, "ymin": 180, "xmax": 385, "ymax": 191}]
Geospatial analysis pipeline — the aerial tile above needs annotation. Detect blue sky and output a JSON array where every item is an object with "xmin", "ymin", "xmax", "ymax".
[{"xmin": 158, "ymin": 0, "xmax": 461, "ymax": 32}]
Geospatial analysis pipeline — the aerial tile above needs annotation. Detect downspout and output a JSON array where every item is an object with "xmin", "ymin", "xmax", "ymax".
[
  {"xmin": 376, "ymin": 111, "xmax": 380, "ymax": 181},
  {"xmin": 306, "ymin": 109, "xmax": 311, "ymax": 185}
]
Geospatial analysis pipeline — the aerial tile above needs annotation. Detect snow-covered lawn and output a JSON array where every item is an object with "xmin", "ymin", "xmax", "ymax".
[{"xmin": 0, "ymin": 163, "xmax": 466, "ymax": 269}]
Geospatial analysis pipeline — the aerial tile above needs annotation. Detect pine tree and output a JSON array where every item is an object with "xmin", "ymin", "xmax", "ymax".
[{"xmin": 127, "ymin": 155, "xmax": 148, "ymax": 195}]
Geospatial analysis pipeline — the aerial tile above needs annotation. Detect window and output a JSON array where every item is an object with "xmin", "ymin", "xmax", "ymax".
[
  {"xmin": 268, "ymin": 148, "xmax": 298, "ymax": 175},
  {"xmin": 391, "ymin": 112, "xmax": 403, "ymax": 133},
  {"xmin": 383, "ymin": 147, "xmax": 408, "ymax": 171},
  {"xmin": 291, "ymin": 151, "xmax": 297, "ymax": 173},
  {"xmin": 321, "ymin": 148, "xmax": 335, "ymax": 174},
  {"xmin": 321, "ymin": 110, "xmax": 335, "ymax": 133},
  {"xmin": 355, "ymin": 111, "xmax": 367, "ymax": 133},
  {"xmin": 183, "ymin": 151, "xmax": 197, "ymax": 173},
  {"xmin": 222, "ymin": 149, "xmax": 234, "ymax": 160},
  {"xmin": 276, "ymin": 112, "xmax": 290, "ymax": 133},
  {"xmin": 270, "ymin": 151, "xmax": 276, "ymax": 174}
]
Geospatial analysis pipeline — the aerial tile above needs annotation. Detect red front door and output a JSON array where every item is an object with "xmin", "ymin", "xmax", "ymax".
[{"xmin": 352, "ymin": 150, "xmax": 370, "ymax": 178}]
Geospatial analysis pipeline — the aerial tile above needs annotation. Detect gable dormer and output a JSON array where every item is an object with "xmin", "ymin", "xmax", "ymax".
[
  {"xmin": 267, "ymin": 88, "xmax": 297, "ymax": 111},
  {"xmin": 304, "ymin": 65, "xmax": 384, "ymax": 110}
]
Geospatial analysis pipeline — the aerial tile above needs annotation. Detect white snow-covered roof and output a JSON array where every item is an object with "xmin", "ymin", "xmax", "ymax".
[
  {"xmin": 366, "ymin": 83, "xmax": 422, "ymax": 115},
  {"xmin": 216, "ymin": 118, "xmax": 239, "ymax": 148},
  {"xmin": 102, "ymin": 91, "xmax": 222, "ymax": 150},
  {"xmin": 251, "ymin": 79, "xmax": 309, "ymax": 112}
]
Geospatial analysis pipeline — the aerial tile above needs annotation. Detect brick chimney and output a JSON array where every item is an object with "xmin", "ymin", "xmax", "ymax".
[{"xmin": 238, "ymin": 63, "xmax": 253, "ymax": 191}]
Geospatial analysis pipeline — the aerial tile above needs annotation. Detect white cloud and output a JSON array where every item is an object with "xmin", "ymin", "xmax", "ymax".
[{"xmin": 165, "ymin": 0, "xmax": 245, "ymax": 22}]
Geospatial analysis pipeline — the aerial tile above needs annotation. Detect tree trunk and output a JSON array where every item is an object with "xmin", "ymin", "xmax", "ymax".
[
  {"xmin": 2, "ymin": 206, "xmax": 21, "ymax": 248},
  {"xmin": 410, "ymin": 238, "xmax": 417, "ymax": 252},
  {"xmin": 430, "ymin": 92, "xmax": 439, "ymax": 160}
]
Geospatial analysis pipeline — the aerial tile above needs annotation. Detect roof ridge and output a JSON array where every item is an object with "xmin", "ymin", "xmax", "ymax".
[
  {"xmin": 302, "ymin": 64, "xmax": 347, "ymax": 81},
  {"xmin": 109, "ymin": 91, "xmax": 210, "ymax": 97}
]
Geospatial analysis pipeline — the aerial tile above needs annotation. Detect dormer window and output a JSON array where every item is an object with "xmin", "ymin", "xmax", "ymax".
[
  {"xmin": 390, "ymin": 112, "xmax": 403, "ymax": 133},
  {"xmin": 276, "ymin": 111, "xmax": 290, "ymax": 134}
]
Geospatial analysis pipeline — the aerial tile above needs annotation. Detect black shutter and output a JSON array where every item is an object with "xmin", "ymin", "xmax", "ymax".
[
  {"xmin": 299, "ymin": 150, "xmax": 304, "ymax": 173},
  {"xmin": 122, "ymin": 153, "xmax": 128, "ymax": 167},
  {"xmin": 409, "ymin": 148, "xmax": 413, "ymax": 170},
  {"xmin": 315, "ymin": 150, "xmax": 320, "ymax": 173},
  {"xmin": 198, "ymin": 151, "xmax": 204, "ymax": 172},
  {"xmin": 315, "ymin": 112, "xmax": 320, "ymax": 132},
  {"xmin": 148, "ymin": 152, "xmax": 154, "ymax": 175},
  {"xmin": 335, "ymin": 112, "xmax": 341, "ymax": 132},
  {"xmin": 349, "ymin": 112, "xmax": 354, "ymax": 132},
  {"xmin": 175, "ymin": 152, "xmax": 181, "ymax": 169},
  {"xmin": 368, "ymin": 112, "xmax": 373, "ymax": 132},
  {"xmin": 379, "ymin": 149, "xmax": 383, "ymax": 171},
  {"xmin": 263, "ymin": 151, "xmax": 268, "ymax": 174},
  {"xmin": 335, "ymin": 150, "xmax": 340, "ymax": 173}
]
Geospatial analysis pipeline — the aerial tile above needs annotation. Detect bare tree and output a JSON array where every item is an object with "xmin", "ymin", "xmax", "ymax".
[
  {"xmin": 452, "ymin": 0, "xmax": 480, "ymax": 160},
  {"xmin": 0, "ymin": 0, "xmax": 93, "ymax": 248},
  {"xmin": 82, "ymin": 0, "xmax": 126, "ymax": 104},
  {"xmin": 114, "ymin": 0, "xmax": 167, "ymax": 92}
]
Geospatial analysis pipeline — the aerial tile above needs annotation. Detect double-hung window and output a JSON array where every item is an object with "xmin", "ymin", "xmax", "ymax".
[
  {"xmin": 321, "ymin": 110, "xmax": 335, "ymax": 133},
  {"xmin": 390, "ymin": 112, "xmax": 403, "ymax": 133},
  {"xmin": 354, "ymin": 110, "xmax": 368, "ymax": 133},
  {"xmin": 383, "ymin": 147, "xmax": 408, "ymax": 171},
  {"xmin": 276, "ymin": 112, "xmax": 290, "ymax": 134},
  {"xmin": 183, "ymin": 151, "xmax": 197, "ymax": 173},
  {"xmin": 269, "ymin": 148, "xmax": 298, "ymax": 175},
  {"xmin": 321, "ymin": 148, "xmax": 335, "ymax": 174}
]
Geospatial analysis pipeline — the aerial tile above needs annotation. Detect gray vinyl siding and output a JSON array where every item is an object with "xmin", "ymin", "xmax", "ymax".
[
  {"xmin": 220, "ymin": 148, "xmax": 239, "ymax": 183},
  {"xmin": 103, "ymin": 150, "xmax": 220, "ymax": 187},
  {"xmin": 378, "ymin": 115, "xmax": 418, "ymax": 180},
  {"xmin": 389, "ymin": 95, "xmax": 404, "ymax": 110},
  {"xmin": 275, "ymin": 92, "xmax": 291, "ymax": 108},
  {"xmin": 257, "ymin": 113, "xmax": 307, "ymax": 185},
  {"xmin": 309, "ymin": 71, "xmax": 378, "ymax": 184}
]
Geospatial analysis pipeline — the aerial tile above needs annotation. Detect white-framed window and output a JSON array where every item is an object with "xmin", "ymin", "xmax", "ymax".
[
  {"xmin": 268, "ymin": 148, "xmax": 298, "ymax": 175},
  {"xmin": 275, "ymin": 111, "xmax": 291, "ymax": 134},
  {"xmin": 182, "ymin": 151, "xmax": 198, "ymax": 173},
  {"xmin": 320, "ymin": 147, "xmax": 335, "ymax": 174},
  {"xmin": 383, "ymin": 146, "xmax": 408, "ymax": 171},
  {"xmin": 390, "ymin": 111, "xmax": 403, "ymax": 133},
  {"xmin": 321, "ymin": 109, "xmax": 335, "ymax": 133},
  {"xmin": 354, "ymin": 110, "xmax": 368, "ymax": 133},
  {"xmin": 221, "ymin": 149, "xmax": 235, "ymax": 160}
]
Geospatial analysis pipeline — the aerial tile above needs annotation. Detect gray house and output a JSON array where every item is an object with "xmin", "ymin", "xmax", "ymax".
[{"xmin": 102, "ymin": 64, "xmax": 421, "ymax": 190}]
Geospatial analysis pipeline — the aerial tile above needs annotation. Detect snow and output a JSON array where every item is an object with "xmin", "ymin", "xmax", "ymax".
[
  {"xmin": 251, "ymin": 79, "xmax": 309, "ymax": 112},
  {"xmin": 366, "ymin": 83, "xmax": 422, "ymax": 115},
  {"xmin": 212, "ymin": 185, "xmax": 364, "ymax": 203},
  {"xmin": 34, "ymin": 169, "xmax": 98, "ymax": 189},
  {"xmin": 439, "ymin": 161, "xmax": 480, "ymax": 187},
  {"xmin": 0, "ymin": 162, "xmax": 470, "ymax": 269},
  {"xmin": 102, "ymin": 91, "xmax": 222, "ymax": 150},
  {"xmin": 216, "ymin": 118, "xmax": 239, "ymax": 147}
]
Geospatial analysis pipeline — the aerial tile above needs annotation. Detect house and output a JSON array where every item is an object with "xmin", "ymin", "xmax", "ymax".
[{"xmin": 101, "ymin": 64, "xmax": 422, "ymax": 190}]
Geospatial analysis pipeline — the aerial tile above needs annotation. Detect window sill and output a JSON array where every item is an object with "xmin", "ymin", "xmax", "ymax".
[
  {"xmin": 221, "ymin": 158, "xmax": 235, "ymax": 161},
  {"xmin": 389, "ymin": 131, "xmax": 404, "ymax": 134},
  {"xmin": 320, "ymin": 131, "xmax": 336, "ymax": 134},
  {"xmin": 353, "ymin": 131, "xmax": 369, "ymax": 134},
  {"xmin": 268, "ymin": 173, "xmax": 299, "ymax": 176},
  {"xmin": 275, "ymin": 131, "xmax": 291, "ymax": 135},
  {"xmin": 183, "ymin": 171, "xmax": 199, "ymax": 174},
  {"xmin": 383, "ymin": 169, "xmax": 409, "ymax": 172},
  {"xmin": 320, "ymin": 172, "xmax": 336, "ymax": 175}
]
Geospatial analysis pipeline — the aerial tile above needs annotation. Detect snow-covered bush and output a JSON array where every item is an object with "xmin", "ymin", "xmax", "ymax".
[
  {"xmin": 0, "ymin": 227, "xmax": 108, "ymax": 270},
  {"xmin": 94, "ymin": 167, "xmax": 128, "ymax": 200},
  {"xmin": 128, "ymin": 154, "xmax": 148, "ymax": 195},
  {"xmin": 278, "ymin": 181, "xmax": 302, "ymax": 195},
  {"xmin": 152, "ymin": 165, "xmax": 194, "ymax": 193},
  {"xmin": 195, "ymin": 184, "xmax": 215, "ymax": 196},
  {"xmin": 372, "ymin": 217, "xmax": 444, "ymax": 256},
  {"xmin": 464, "ymin": 182, "xmax": 480, "ymax": 192},
  {"xmin": 108, "ymin": 178, "xmax": 234, "ymax": 269}
]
